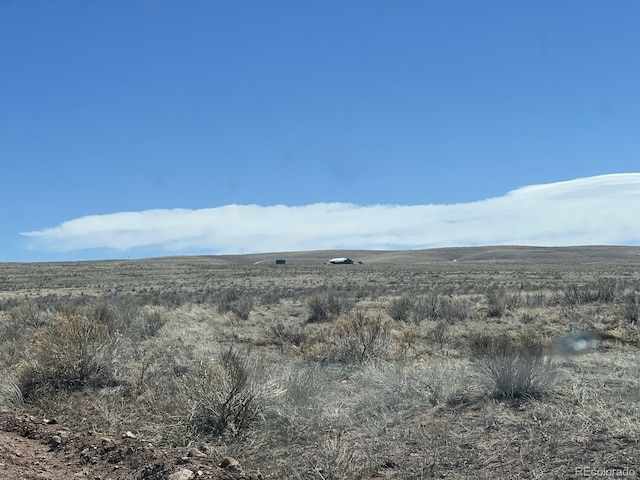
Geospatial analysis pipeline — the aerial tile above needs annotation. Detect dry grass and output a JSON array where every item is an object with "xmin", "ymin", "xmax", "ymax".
[
  {"xmin": 469, "ymin": 333, "xmax": 556, "ymax": 400},
  {"xmin": 1, "ymin": 248, "xmax": 640, "ymax": 478}
]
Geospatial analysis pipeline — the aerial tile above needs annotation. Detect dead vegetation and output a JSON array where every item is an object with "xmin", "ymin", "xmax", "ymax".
[{"xmin": 1, "ymin": 252, "xmax": 640, "ymax": 478}]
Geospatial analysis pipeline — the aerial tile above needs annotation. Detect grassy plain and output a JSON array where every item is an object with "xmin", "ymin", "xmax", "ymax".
[{"xmin": 1, "ymin": 246, "xmax": 640, "ymax": 479}]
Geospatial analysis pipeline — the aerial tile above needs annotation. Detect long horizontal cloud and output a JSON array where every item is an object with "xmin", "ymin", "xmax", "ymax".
[{"xmin": 21, "ymin": 173, "xmax": 640, "ymax": 254}]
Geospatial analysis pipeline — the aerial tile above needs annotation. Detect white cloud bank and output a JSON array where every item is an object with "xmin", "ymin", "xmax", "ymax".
[{"xmin": 21, "ymin": 174, "xmax": 640, "ymax": 254}]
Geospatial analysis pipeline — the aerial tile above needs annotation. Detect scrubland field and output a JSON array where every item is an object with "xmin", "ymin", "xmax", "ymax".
[{"xmin": 1, "ymin": 246, "xmax": 640, "ymax": 479}]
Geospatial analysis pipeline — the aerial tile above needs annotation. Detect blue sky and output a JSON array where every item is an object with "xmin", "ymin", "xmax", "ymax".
[{"xmin": 2, "ymin": 1, "xmax": 639, "ymax": 262}]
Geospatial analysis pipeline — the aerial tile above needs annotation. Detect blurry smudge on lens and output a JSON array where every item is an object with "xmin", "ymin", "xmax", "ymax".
[{"xmin": 552, "ymin": 331, "xmax": 601, "ymax": 356}]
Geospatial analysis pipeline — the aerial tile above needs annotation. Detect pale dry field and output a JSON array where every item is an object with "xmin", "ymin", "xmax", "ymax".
[{"xmin": 1, "ymin": 246, "xmax": 640, "ymax": 479}]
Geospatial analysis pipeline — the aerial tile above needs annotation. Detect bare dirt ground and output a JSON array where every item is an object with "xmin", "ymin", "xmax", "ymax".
[{"xmin": 0, "ymin": 409, "xmax": 258, "ymax": 480}]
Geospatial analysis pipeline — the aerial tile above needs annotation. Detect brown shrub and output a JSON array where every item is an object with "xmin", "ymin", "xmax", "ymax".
[
  {"xmin": 307, "ymin": 293, "xmax": 350, "ymax": 322},
  {"xmin": 19, "ymin": 314, "xmax": 117, "ymax": 400},
  {"xmin": 185, "ymin": 347, "xmax": 257, "ymax": 438},
  {"xmin": 334, "ymin": 308, "xmax": 393, "ymax": 363}
]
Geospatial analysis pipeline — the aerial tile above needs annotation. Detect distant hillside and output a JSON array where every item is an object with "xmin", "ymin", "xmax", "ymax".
[{"xmin": 140, "ymin": 245, "xmax": 640, "ymax": 266}]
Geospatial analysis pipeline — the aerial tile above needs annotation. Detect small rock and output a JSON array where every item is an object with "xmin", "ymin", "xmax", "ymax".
[
  {"xmin": 42, "ymin": 418, "xmax": 57, "ymax": 425},
  {"xmin": 187, "ymin": 447, "xmax": 207, "ymax": 458},
  {"xmin": 122, "ymin": 431, "xmax": 137, "ymax": 439},
  {"xmin": 100, "ymin": 438, "xmax": 116, "ymax": 453},
  {"xmin": 168, "ymin": 469, "xmax": 195, "ymax": 480},
  {"xmin": 49, "ymin": 435, "xmax": 62, "ymax": 448},
  {"xmin": 219, "ymin": 456, "xmax": 242, "ymax": 473},
  {"xmin": 219, "ymin": 456, "xmax": 240, "ymax": 469}
]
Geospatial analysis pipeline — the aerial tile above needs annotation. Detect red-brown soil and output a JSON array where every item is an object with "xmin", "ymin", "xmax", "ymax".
[{"xmin": 0, "ymin": 409, "xmax": 260, "ymax": 480}]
